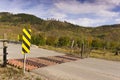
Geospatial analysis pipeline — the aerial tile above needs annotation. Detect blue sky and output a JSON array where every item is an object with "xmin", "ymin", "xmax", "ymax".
[{"xmin": 0, "ymin": 0, "xmax": 120, "ymax": 27}]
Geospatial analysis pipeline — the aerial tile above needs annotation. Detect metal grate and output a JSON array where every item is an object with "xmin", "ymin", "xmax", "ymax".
[{"xmin": 7, "ymin": 55, "xmax": 80, "ymax": 71}]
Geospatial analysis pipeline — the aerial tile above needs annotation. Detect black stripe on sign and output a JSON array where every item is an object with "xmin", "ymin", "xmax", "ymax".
[
  {"xmin": 22, "ymin": 40, "xmax": 30, "ymax": 50},
  {"xmin": 22, "ymin": 47, "xmax": 27, "ymax": 53},
  {"xmin": 23, "ymin": 32, "xmax": 31, "ymax": 42},
  {"xmin": 27, "ymin": 29, "xmax": 31, "ymax": 35}
]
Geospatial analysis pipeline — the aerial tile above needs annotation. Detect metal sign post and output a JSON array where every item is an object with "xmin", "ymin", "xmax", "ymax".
[
  {"xmin": 22, "ymin": 28, "xmax": 31, "ymax": 73},
  {"xmin": 23, "ymin": 53, "xmax": 26, "ymax": 73}
]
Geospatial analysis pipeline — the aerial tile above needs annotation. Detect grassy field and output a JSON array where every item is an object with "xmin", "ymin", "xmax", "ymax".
[
  {"xmin": 39, "ymin": 45, "xmax": 120, "ymax": 61},
  {"xmin": 39, "ymin": 45, "xmax": 71, "ymax": 54}
]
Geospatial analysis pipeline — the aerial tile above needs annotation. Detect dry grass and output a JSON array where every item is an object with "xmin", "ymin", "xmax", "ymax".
[
  {"xmin": 0, "ymin": 24, "xmax": 22, "ymax": 40},
  {"xmin": 0, "ymin": 64, "xmax": 42, "ymax": 80},
  {"xmin": 0, "ymin": 23, "xmax": 38, "ymax": 40},
  {"xmin": 39, "ymin": 45, "xmax": 71, "ymax": 54},
  {"xmin": 90, "ymin": 50, "xmax": 120, "ymax": 61}
]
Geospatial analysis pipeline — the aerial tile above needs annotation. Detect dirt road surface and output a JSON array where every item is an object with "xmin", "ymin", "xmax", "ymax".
[{"xmin": 0, "ymin": 42, "xmax": 120, "ymax": 80}]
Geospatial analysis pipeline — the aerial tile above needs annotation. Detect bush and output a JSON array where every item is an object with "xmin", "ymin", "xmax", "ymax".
[
  {"xmin": 46, "ymin": 36, "xmax": 58, "ymax": 46},
  {"xmin": 76, "ymin": 39, "xmax": 82, "ymax": 48},
  {"xmin": 31, "ymin": 34, "xmax": 46, "ymax": 46},
  {"xmin": 58, "ymin": 36, "xmax": 70, "ymax": 47},
  {"xmin": 91, "ymin": 39, "xmax": 104, "ymax": 49}
]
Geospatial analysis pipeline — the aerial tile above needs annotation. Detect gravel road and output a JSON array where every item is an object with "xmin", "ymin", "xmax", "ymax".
[
  {"xmin": 0, "ymin": 42, "xmax": 120, "ymax": 80},
  {"xmin": 32, "ymin": 58, "xmax": 120, "ymax": 80},
  {"xmin": 0, "ymin": 42, "xmax": 64, "ymax": 59}
]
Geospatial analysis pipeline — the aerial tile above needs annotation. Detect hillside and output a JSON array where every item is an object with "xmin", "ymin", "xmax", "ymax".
[
  {"xmin": 0, "ymin": 12, "xmax": 90, "ymax": 39},
  {"xmin": 0, "ymin": 12, "xmax": 120, "ymax": 49}
]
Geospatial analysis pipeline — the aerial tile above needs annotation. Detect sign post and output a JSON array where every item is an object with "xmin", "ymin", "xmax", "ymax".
[
  {"xmin": 23, "ymin": 53, "xmax": 26, "ymax": 73},
  {"xmin": 22, "ymin": 28, "xmax": 31, "ymax": 73}
]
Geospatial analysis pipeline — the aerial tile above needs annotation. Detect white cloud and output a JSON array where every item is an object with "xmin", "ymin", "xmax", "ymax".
[
  {"xmin": 103, "ymin": 0, "xmax": 120, "ymax": 5},
  {"xmin": 54, "ymin": 0, "xmax": 119, "ymax": 17},
  {"xmin": 66, "ymin": 18, "xmax": 107, "ymax": 27},
  {"xmin": 49, "ymin": 8, "xmax": 67, "ymax": 19},
  {"xmin": 115, "ymin": 18, "xmax": 120, "ymax": 23},
  {"xmin": 97, "ymin": 10, "xmax": 119, "ymax": 17}
]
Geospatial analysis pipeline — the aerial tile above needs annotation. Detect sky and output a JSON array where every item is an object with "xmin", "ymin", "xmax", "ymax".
[{"xmin": 0, "ymin": 0, "xmax": 120, "ymax": 27}]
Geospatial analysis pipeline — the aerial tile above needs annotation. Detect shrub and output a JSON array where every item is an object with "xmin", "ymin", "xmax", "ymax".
[
  {"xmin": 46, "ymin": 36, "xmax": 58, "ymax": 46},
  {"xmin": 31, "ymin": 34, "xmax": 46, "ymax": 46},
  {"xmin": 58, "ymin": 36, "xmax": 70, "ymax": 47}
]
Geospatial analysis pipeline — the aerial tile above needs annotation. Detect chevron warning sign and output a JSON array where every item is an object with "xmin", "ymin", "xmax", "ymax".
[{"xmin": 22, "ymin": 28, "xmax": 31, "ymax": 54}]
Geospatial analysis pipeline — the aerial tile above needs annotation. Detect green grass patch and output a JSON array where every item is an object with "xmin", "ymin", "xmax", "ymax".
[{"xmin": 90, "ymin": 50, "xmax": 120, "ymax": 61}]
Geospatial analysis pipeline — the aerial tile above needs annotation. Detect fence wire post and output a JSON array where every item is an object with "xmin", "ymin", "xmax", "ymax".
[{"xmin": 2, "ymin": 41, "xmax": 8, "ymax": 67}]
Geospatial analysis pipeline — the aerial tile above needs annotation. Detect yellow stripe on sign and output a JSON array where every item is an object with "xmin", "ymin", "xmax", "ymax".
[
  {"xmin": 23, "ymin": 29, "xmax": 31, "ymax": 39},
  {"xmin": 23, "ymin": 35, "xmax": 31, "ymax": 46},
  {"xmin": 22, "ymin": 43, "xmax": 30, "ymax": 53},
  {"xmin": 22, "ymin": 51, "xmax": 25, "ymax": 54},
  {"xmin": 28, "ymin": 29, "xmax": 31, "ymax": 33}
]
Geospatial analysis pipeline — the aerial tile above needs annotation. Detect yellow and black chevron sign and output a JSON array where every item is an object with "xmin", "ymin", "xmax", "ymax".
[{"xmin": 22, "ymin": 28, "xmax": 31, "ymax": 54}]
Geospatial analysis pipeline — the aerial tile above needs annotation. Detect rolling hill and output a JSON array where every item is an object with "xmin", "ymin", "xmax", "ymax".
[{"xmin": 0, "ymin": 12, "xmax": 120, "ymax": 47}]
